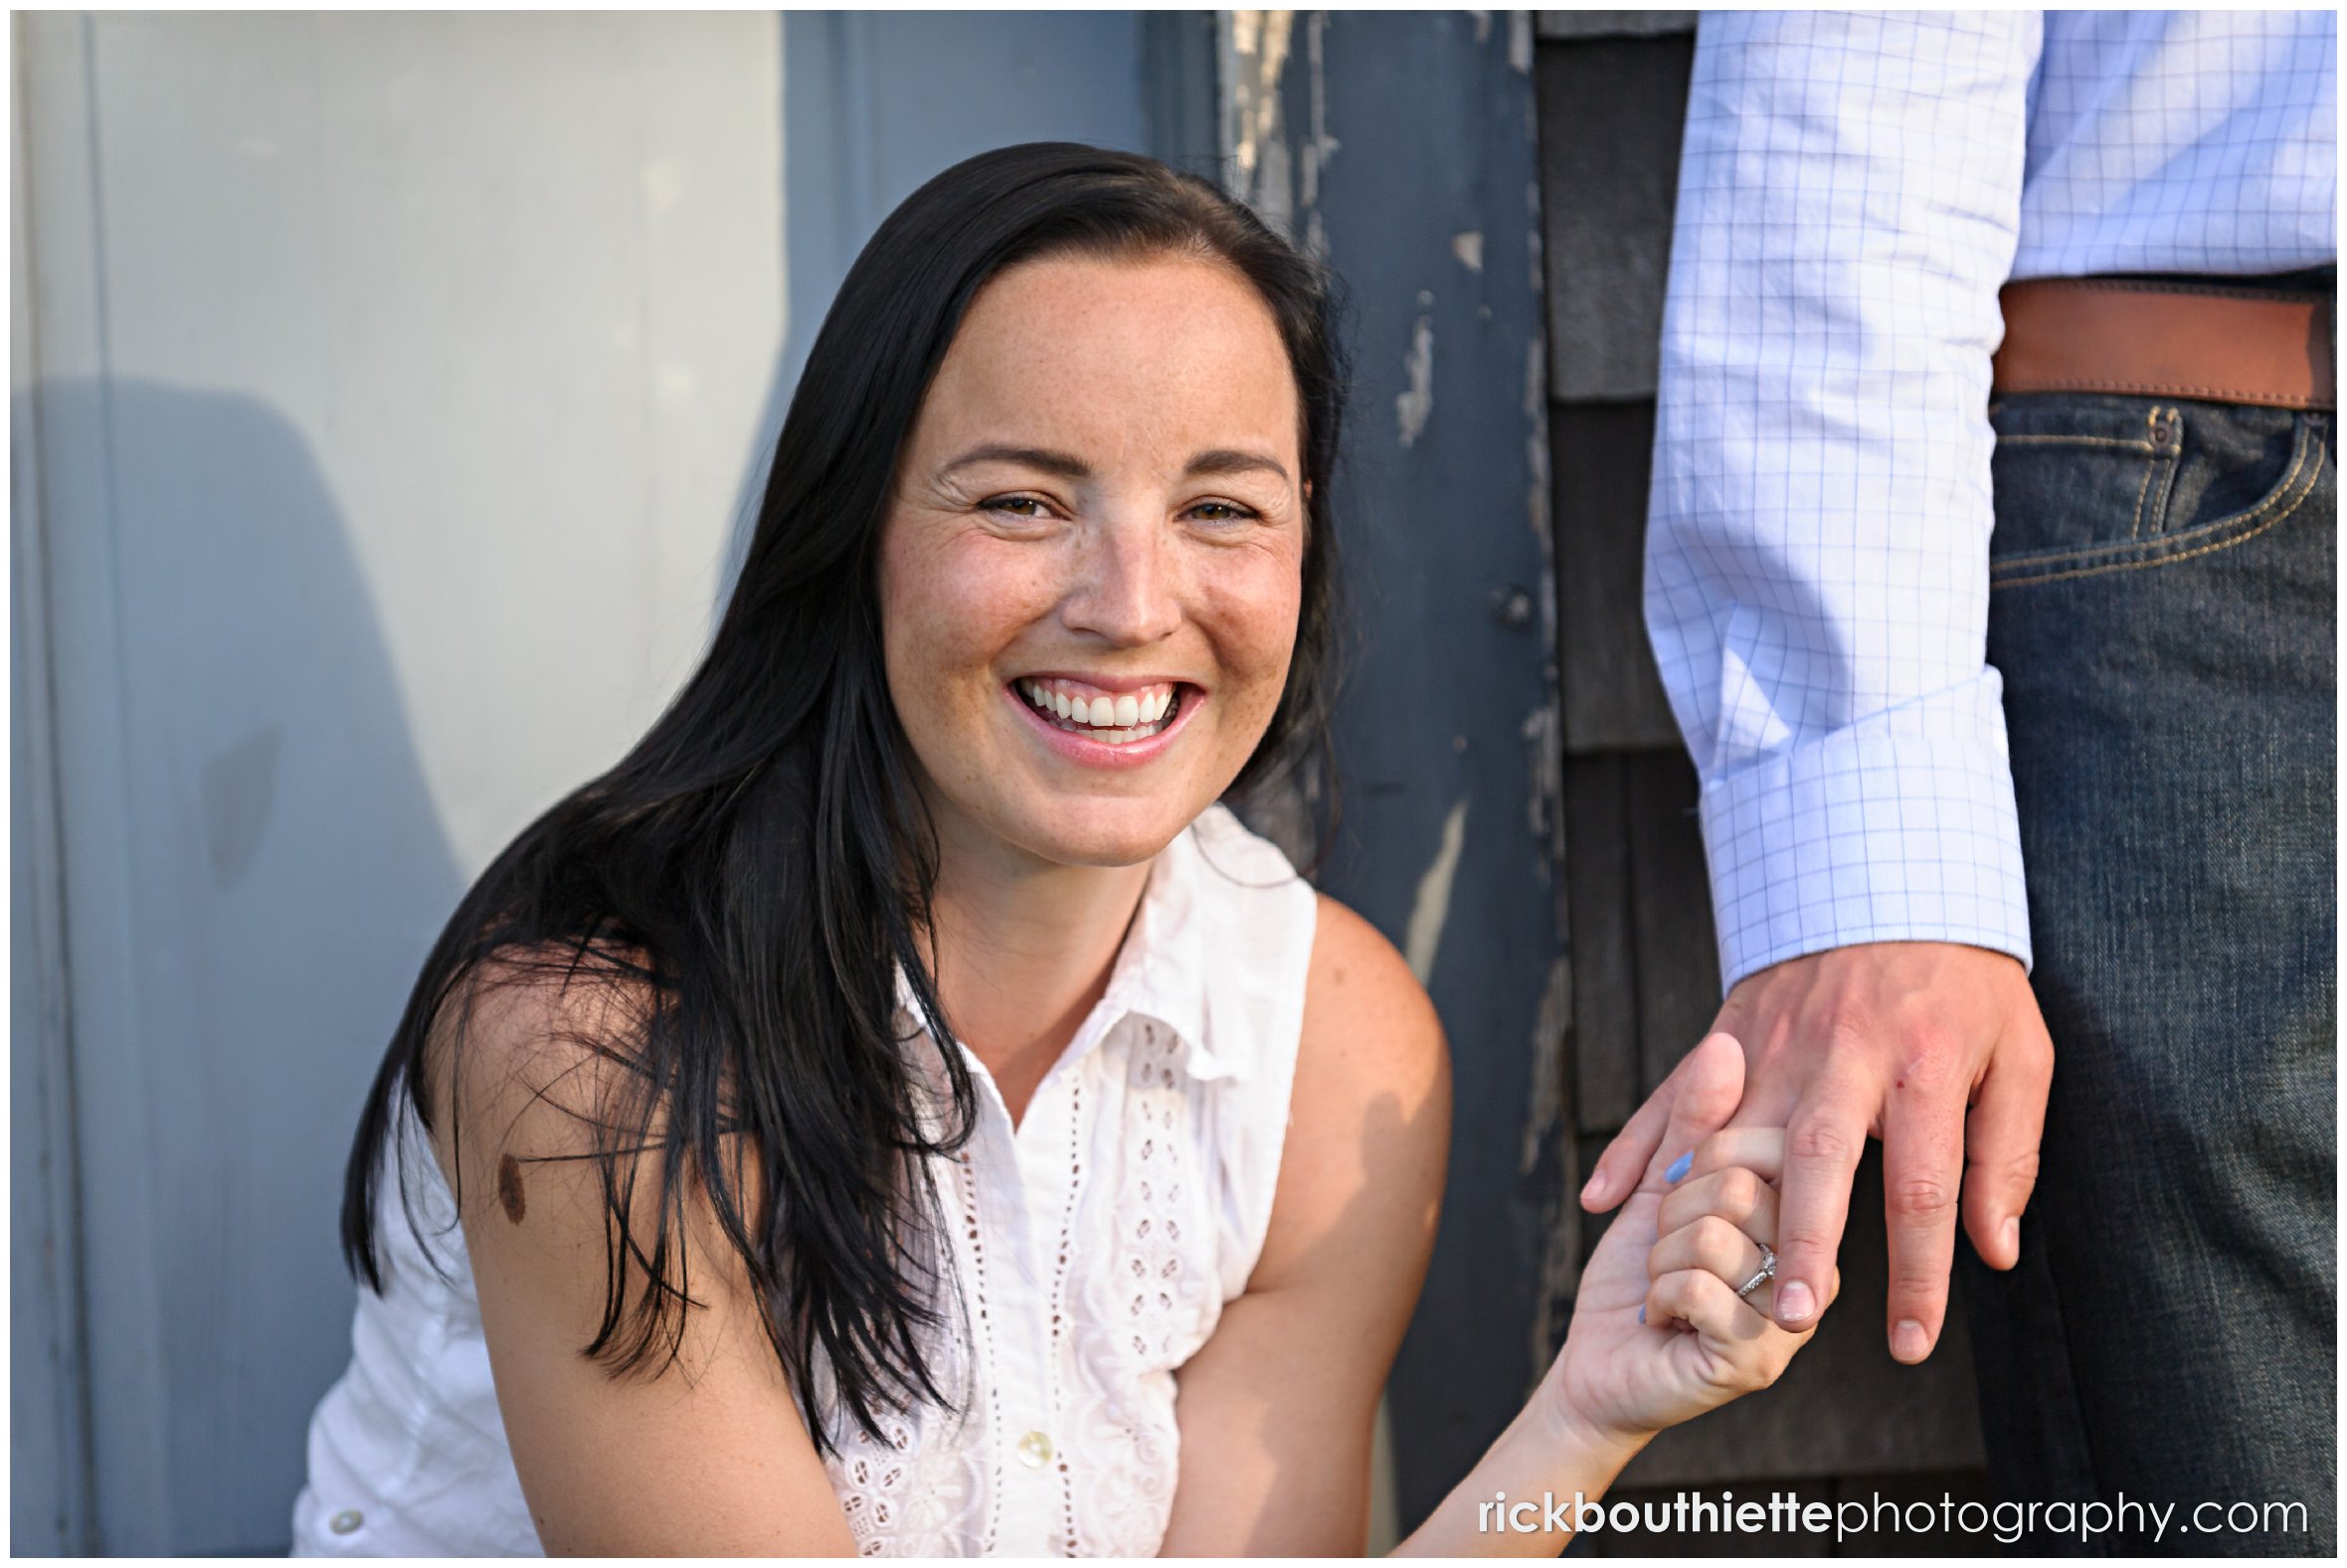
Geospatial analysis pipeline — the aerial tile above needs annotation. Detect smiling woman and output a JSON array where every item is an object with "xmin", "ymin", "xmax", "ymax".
[
  {"xmin": 292, "ymin": 143, "xmax": 1818, "ymax": 1559},
  {"xmin": 880, "ymin": 251, "xmax": 1308, "ymax": 869}
]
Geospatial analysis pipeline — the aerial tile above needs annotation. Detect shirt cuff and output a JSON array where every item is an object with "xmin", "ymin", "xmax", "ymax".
[{"xmin": 1698, "ymin": 674, "xmax": 2034, "ymax": 993}]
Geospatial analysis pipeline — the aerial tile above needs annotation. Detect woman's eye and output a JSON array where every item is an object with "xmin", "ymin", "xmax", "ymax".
[
  {"xmin": 1187, "ymin": 500, "xmax": 1259, "ymax": 525},
  {"xmin": 983, "ymin": 495, "xmax": 1052, "ymax": 519}
]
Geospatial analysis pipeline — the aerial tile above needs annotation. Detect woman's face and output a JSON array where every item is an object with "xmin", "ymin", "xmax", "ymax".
[{"xmin": 878, "ymin": 250, "xmax": 1308, "ymax": 872}]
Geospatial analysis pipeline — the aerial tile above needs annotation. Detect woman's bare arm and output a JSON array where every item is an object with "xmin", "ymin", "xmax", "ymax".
[
  {"xmin": 428, "ymin": 962, "xmax": 857, "ymax": 1556},
  {"xmin": 1156, "ymin": 895, "xmax": 1453, "ymax": 1554}
]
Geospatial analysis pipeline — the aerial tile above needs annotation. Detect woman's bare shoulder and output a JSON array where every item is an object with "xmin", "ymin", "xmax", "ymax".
[
  {"xmin": 425, "ymin": 939, "xmax": 657, "ymax": 1132},
  {"xmin": 1247, "ymin": 893, "xmax": 1450, "ymax": 1291},
  {"xmin": 1299, "ymin": 892, "xmax": 1448, "ymax": 1094},
  {"xmin": 413, "ymin": 936, "xmax": 686, "ymax": 1251}
]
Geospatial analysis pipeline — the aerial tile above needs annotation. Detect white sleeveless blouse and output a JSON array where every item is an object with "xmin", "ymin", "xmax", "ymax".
[{"xmin": 290, "ymin": 805, "xmax": 1317, "ymax": 1557}]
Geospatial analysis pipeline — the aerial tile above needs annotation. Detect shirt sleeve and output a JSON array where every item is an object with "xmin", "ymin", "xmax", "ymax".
[{"xmin": 1644, "ymin": 11, "xmax": 2044, "ymax": 993}]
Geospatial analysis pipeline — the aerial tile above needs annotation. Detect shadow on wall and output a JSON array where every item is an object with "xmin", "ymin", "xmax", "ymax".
[{"xmin": 23, "ymin": 379, "xmax": 464, "ymax": 1553}]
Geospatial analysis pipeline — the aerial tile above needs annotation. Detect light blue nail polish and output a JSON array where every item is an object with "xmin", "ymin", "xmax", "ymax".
[
  {"xmin": 1636, "ymin": 1306, "xmax": 1646, "ymax": 1324},
  {"xmin": 1664, "ymin": 1151, "xmax": 1692, "ymax": 1183}
]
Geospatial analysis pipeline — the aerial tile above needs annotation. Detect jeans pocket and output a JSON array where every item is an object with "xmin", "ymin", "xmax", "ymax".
[{"xmin": 1990, "ymin": 395, "xmax": 2324, "ymax": 589}]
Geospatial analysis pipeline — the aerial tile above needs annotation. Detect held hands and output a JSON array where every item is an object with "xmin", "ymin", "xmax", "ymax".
[
  {"xmin": 1393, "ymin": 1037, "xmax": 1818, "ymax": 1556},
  {"xmin": 1538, "ymin": 1035, "xmax": 1831, "ymax": 1452},
  {"xmin": 1577, "ymin": 943, "xmax": 2052, "ymax": 1363}
]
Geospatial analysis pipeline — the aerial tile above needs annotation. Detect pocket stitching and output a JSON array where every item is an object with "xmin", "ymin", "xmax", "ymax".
[{"xmin": 1992, "ymin": 420, "xmax": 2324, "ymax": 589}]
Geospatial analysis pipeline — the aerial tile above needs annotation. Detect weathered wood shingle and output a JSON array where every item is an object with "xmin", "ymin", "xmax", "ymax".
[{"xmin": 1535, "ymin": 35, "xmax": 1693, "ymax": 401}]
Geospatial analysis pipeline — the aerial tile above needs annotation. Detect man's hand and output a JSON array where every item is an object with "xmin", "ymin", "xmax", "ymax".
[{"xmin": 1577, "ymin": 942, "xmax": 2053, "ymax": 1364}]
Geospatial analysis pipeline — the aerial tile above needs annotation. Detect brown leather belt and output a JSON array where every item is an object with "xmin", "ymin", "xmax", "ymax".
[{"xmin": 1993, "ymin": 277, "xmax": 2336, "ymax": 412}]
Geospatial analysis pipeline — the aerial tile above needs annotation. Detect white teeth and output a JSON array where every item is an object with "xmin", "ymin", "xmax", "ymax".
[{"xmin": 1016, "ymin": 679, "xmax": 1181, "ymax": 740}]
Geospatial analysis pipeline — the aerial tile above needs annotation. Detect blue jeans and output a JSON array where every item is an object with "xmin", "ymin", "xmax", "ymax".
[{"xmin": 1957, "ymin": 390, "xmax": 2337, "ymax": 1554}]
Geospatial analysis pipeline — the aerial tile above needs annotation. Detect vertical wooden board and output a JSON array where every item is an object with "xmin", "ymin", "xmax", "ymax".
[
  {"xmin": 18, "ymin": 14, "xmax": 181, "ymax": 1548},
  {"xmin": 1626, "ymin": 748, "xmax": 1719, "ymax": 1095},
  {"xmin": 1550, "ymin": 403, "xmax": 1681, "ymax": 753},
  {"xmin": 1563, "ymin": 755, "xmax": 1639, "ymax": 1132},
  {"xmin": 1268, "ymin": 11, "xmax": 1562, "ymax": 1531},
  {"xmin": 1525, "ymin": 950, "xmax": 1581, "ymax": 1367},
  {"xmin": 1534, "ymin": 36, "xmax": 1693, "ymax": 401},
  {"xmin": 10, "ymin": 25, "xmax": 94, "ymax": 1548}
]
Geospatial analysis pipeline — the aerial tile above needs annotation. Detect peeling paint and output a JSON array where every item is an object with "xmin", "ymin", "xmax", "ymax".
[
  {"xmin": 1521, "ymin": 702, "xmax": 1560, "ymax": 869},
  {"xmin": 1403, "ymin": 798, "xmax": 1469, "ymax": 984},
  {"xmin": 1450, "ymin": 229, "xmax": 1485, "ymax": 272},
  {"xmin": 1299, "ymin": 11, "xmax": 1340, "ymax": 260},
  {"xmin": 1395, "ymin": 313, "xmax": 1435, "ymax": 447},
  {"xmin": 1526, "ymin": 179, "xmax": 1545, "ymax": 292},
  {"xmin": 1521, "ymin": 955, "xmax": 1574, "ymax": 1176},
  {"xmin": 1223, "ymin": 11, "xmax": 1297, "ymax": 238},
  {"xmin": 1508, "ymin": 11, "xmax": 1535, "ymax": 74}
]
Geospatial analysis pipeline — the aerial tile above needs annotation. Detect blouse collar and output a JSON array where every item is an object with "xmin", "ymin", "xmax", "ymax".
[{"xmin": 893, "ymin": 804, "xmax": 1264, "ymax": 1091}]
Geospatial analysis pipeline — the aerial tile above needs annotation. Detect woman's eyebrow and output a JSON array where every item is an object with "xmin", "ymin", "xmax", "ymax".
[
  {"xmin": 1184, "ymin": 448, "xmax": 1292, "ymax": 483},
  {"xmin": 938, "ymin": 443, "xmax": 1090, "ymax": 480}
]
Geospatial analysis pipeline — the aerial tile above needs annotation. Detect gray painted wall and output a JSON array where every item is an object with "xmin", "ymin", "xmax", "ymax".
[{"xmin": 13, "ymin": 13, "xmax": 781, "ymax": 1552}]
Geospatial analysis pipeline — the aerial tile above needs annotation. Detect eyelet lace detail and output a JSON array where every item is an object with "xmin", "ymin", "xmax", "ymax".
[
  {"xmin": 1062, "ymin": 1019, "xmax": 1219, "ymax": 1557},
  {"xmin": 823, "ymin": 1012, "xmax": 1241, "ymax": 1557},
  {"xmin": 817, "ymin": 1150, "xmax": 993, "ymax": 1556}
]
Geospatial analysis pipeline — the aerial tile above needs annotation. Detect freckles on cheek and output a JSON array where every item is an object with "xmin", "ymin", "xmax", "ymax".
[
  {"xmin": 884, "ymin": 527, "xmax": 1032, "ymax": 675},
  {"xmin": 1207, "ymin": 563, "xmax": 1303, "ymax": 669},
  {"xmin": 936, "ymin": 532, "xmax": 1062, "ymax": 620}
]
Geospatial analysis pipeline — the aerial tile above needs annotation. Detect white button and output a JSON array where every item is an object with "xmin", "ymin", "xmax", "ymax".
[
  {"xmin": 1015, "ymin": 1430, "xmax": 1053, "ymax": 1469},
  {"xmin": 328, "ymin": 1509, "xmax": 364, "ymax": 1535}
]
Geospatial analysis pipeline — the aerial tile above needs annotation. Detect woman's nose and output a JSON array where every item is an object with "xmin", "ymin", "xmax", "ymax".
[{"xmin": 1060, "ymin": 514, "xmax": 1182, "ymax": 647}]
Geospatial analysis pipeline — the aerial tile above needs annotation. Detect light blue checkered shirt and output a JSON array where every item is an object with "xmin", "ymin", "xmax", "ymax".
[{"xmin": 1647, "ymin": 10, "xmax": 2337, "ymax": 991}]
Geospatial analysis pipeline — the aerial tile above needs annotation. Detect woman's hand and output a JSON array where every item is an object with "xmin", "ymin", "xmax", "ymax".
[
  {"xmin": 1393, "ymin": 1034, "xmax": 1827, "ymax": 1556},
  {"xmin": 1538, "ymin": 1037, "xmax": 1830, "ymax": 1451}
]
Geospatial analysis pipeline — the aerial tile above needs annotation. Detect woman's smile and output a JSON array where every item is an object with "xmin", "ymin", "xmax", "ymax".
[{"xmin": 1005, "ymin": 674, "xmax": 1204, "ymax": 766}]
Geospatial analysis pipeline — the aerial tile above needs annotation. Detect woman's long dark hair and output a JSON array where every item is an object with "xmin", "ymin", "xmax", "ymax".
[{"xmin": 339, "ymin": 142, "xmax": 1349, "ymax": 1450}]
